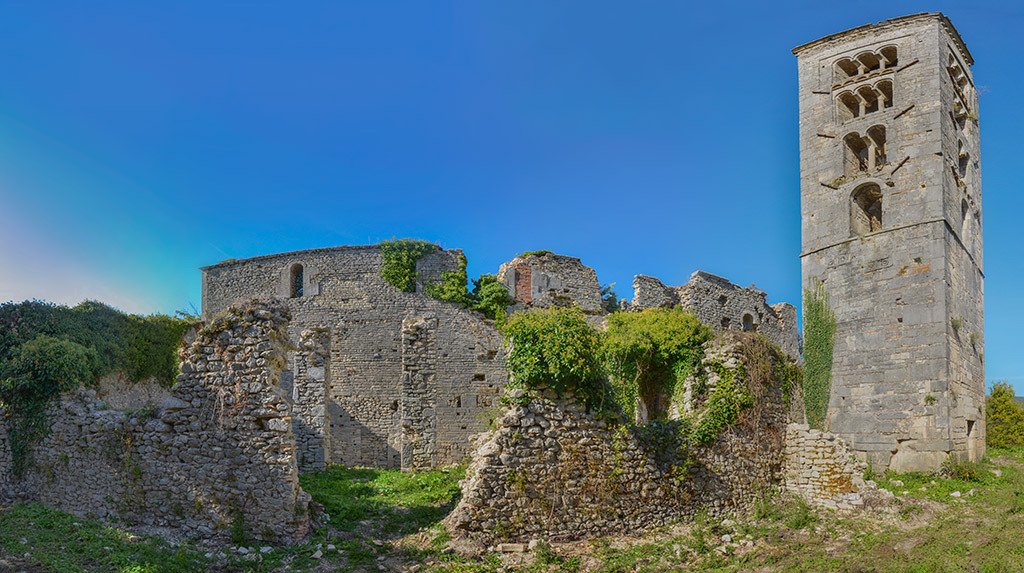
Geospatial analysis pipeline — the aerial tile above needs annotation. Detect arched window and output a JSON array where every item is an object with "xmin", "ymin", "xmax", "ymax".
[
  {"xmin": 844, "ymin": 133, "xmax": 869, "ymax": 176},
  {"xmin": 879, "ymin": 46, "xmax": 899, "ymax": 69},
  {"xmin": 290, "ymin": 263, "xmax": 304, "ymax": 298},
  {"xmin": 838, "ymin": 91, "xmax": 861, "ymax": 122},
  {"xmin": 742, "ymin": 313, "xmax": 755, "ymax": 332},
  {"xmin": 866, "ymin": 125, "xmax": 887, "ymax": 167},
  {"xmin": 851, "ymin": 184, "xmax": 883, "ymax": 236},
  {"xmin": 876, "ymin": 79, "xmax": 894, "ymax": 109}
]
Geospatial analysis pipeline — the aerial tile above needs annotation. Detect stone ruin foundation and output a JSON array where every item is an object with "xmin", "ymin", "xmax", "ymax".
[
  {"xmin": 445, "ymin": 332, "xmax": 878, "ymax": 548},
  {"xmin": 0, "ymin": 299, "xmax": 312, "ymax": 544}
]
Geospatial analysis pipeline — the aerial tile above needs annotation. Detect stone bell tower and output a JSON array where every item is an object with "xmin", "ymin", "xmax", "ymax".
[{"xmin": 794, "ymin": 13, "xmax": 984, "ymax": 471}]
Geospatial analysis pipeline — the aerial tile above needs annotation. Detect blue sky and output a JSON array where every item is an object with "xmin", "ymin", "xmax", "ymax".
[{"xmin": 1, "ymin": 2, "xmax": 1021, "ymax": 389}]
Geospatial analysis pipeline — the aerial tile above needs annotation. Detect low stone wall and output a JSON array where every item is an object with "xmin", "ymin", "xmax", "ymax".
[
  {"xmin": 0, "ymin": 300, "xmax": 312, "ymax": 544},
  {"xmin": 783, "ymin": 423, "xmax": 885, "ymax": 510},
  {"xmin": 445, "ymin": 334, "xmax": 796, "ymax": 546}
]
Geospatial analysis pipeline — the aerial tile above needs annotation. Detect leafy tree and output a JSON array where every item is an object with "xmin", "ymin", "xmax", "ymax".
[
  {"xmin": 601, "ymin": 307, "xmax": 712, "ymax": 421},
  {"xmin": 600, "ymin": 283, "xmax": 619, "ymax": 313},
  {"xmin": 987, "ymin": 381, "xmax": 1024, "ymax": 448}
]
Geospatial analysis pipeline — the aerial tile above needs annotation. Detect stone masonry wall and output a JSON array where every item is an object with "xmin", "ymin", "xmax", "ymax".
[
  {"xmin": 446, "ymin": 334, "xmax": 795, "ymax": 545},
  {"xmin": 497, "ymin": 253, "xmax": 603, "ymax": 315},
  {"xmin": 796, "ymin": 14, "xmax": 984, "ymax": 472},
  {"xmin": 783, "ymin": 423, "xmax": 887, "ymax": 511},
  {"xmin": 0, "ymin": 300, "xmax": 312, "ymax": 544},
  {"xmin": 400, "ymin": 310, "xmax": 507, "ymax": 470},
  {"xmin": 293, "ymin": 328, "xmax": 331, "ymax": 472},
  {"xmin": 633, "ymin": 271, "xmax": 800, "ymax": 359},
  {"xmin": 202, "ymin": 245, "xmax": 505, "ymax": 470}
]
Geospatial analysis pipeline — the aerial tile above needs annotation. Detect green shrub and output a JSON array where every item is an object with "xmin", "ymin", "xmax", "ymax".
[
  {"xmin": 470, "ymin": 274, "xmax": 514, "ymax": 323},
  {"xmin": 501, "ymin": 308, "xmax": 603, "ymax": 403},
  {"xmin": 987, "ymin": 381, "xmax": 1024, "ymax": 448},
  {"xmin": 601, "ymin": 307, "xmax": 712, "ymax": 420},
  {"xmin": 942, "ymin": 456, "xmax": 982, "ymax": 482},
  {"xmin": 0, "ymin": 300, "xmax": 189, "ymax": 386},
  {"xmin": 0, "ymin": 335, "xmax": 100, "ymax": 475},
  {"xmin": 424, "ymin": 252, "xmax": 472, "ymax": 307},
  {"xmin": 378, "ymin": 239, "xmax": 440, "ymax": 292},
  {"xmin": 803, "ymin": 280, "xmax": 836, "ymax": 429}
]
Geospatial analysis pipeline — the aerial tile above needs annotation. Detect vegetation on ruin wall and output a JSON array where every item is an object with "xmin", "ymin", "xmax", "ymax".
[
  {"xmin": 0, "ymin": 336, "xmax": 98, "ymax": 475},
  {"xmin": 502, "ymin": 306, "xmax": 797, "ymax": 468},
  {"xmin": 987, "ymin": 381, "xmax": 1024, "ymax": 448},
  {"xmin": 0, "ymin": 300, "xmax": 192, "ymax": 475},
  {"xmin": 379, "ymin": 239, "xmax": 514, "ymax": 322},
  {"xmin": 378, "ymin": 239, "xmax": 441, "ymax": 292},
  {"xmin": 500, "ymin": 307, "xmax": 606, "ymax": 406},
  {"xmin": 601, "ymin": 307, "xmax": 712, "ymax": 421},
  {"xmin": 803, "ymin": 280, "xmax": 836, "ymax": 430}
]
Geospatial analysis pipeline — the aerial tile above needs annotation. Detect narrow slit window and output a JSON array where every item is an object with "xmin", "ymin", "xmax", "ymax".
[{"xmin": 290, "ymin": 263, "xmax": 304, "ymax": 298}]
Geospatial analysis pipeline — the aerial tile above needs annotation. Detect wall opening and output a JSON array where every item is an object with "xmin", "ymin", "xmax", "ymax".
[
  {"xmin": 866, "ymin": 125, "xmax": 887, "ymax": 167},
  {"xmin": 721, "ymin": 317, "xmax": 731, "ymax": 329},
  {"xmin": 843, "ymin": 133, "xmax": 869, "ymax": 176},
  {"xmin": 742, "ymin": 313, "xmax": 755, "ymax": 332},
  {"xmin": 851, "ymin": 183, "xmax": 883, "ymax": 236},
  {"xmin": 967, "ymin": 419, "xmax": 978, "ymax": 461},
  {"xmin": 958, "ymin": 140, "xmax": 970, "ymax": 178},
  {"xmin": 290, "ymin": 264, "xmax": 304, "ymax": 298}
]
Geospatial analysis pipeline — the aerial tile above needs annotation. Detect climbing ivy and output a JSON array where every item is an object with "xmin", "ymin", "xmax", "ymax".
[
  {"xmin": 803, "ymin": 279, "xmax": 836, "ymax": 430},
  {"xmin": 690, "ymin": 362, "xmax": 754, "ymax": 445},
  {"xmin": 378, "ymin": 239, "xmax": 440, "ymax": 292},
  {"xmin": 424, "ymin": 252, "xmax": 472, "ymax": 307}
]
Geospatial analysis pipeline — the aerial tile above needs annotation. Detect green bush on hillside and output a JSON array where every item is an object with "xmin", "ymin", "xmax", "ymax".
[{"xmin": 987, "ymin": 381, "xmax": 1024, "ymax": 448}]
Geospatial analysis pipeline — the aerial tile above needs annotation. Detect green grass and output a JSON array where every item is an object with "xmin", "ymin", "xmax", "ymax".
[
  {"xmin": 6, "ymin": 451, "xmax": 1024, "ymax": 572},
  {"xmin": 0, "ymin": 502, "xmax": 208, "ymax": 573},
  {"xmin": 299, "ymin": 465, "xmax": 464, "ymax": 534}
]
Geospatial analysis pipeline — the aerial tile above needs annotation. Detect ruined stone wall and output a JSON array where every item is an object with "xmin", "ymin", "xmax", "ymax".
[
  {"xmin": 783, "ymin": 423, "xmax": 881, "ymax": 511},
  {"xmin": 202, "ymin": 245, "xmax": 504, "ymax": 470},
  {"xmin": 632, "ymin": 272, "xmax": 800, "ymax": 359},
  {"xmin": 293, "ymin": 328, "xmax": 331, "ymax": 472},
  {"xmin": 796, "ymin": 14, "xmax": 983, "ymax": 472},
  {"xmin": 497, "ymin": 253, "xmax": 603, "ymax": 315},
  {"xmin": 446, "ymin": 334, "xmax": 794, "ymax": 545},
  {"xmin": 0, "ymin": 300, "xmax": 311, "ymax": 544},
  {"xmin": 401, "ymin": 310, "xmax": 507, "ymax": 471}
]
